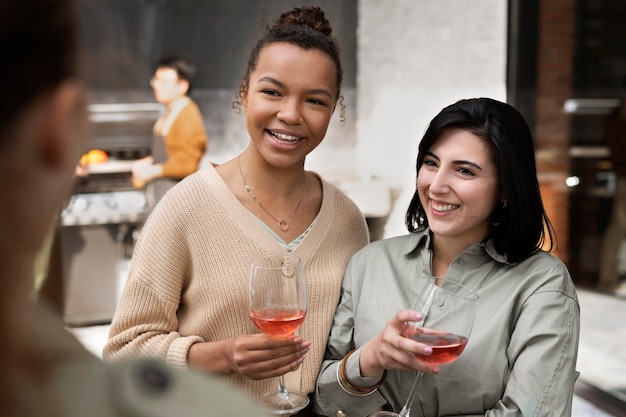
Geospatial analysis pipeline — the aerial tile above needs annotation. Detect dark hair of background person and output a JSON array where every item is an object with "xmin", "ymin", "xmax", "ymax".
[
  {"xmin": 156, "ymin": 55, "xmax": 197, "ymax": 94},
  {"xmin": 0, "ymin": 0, "xmax": 78, "ymax": 143},
  {"xmin": 0, "ymin": 0, "xmax": 78, "ymax": 409},
  {"xmin": 233, "ymin": 6, "xmax": 345, "ymax": 121},
  {"xmin": 405, "ymin": 98, "xmax": 556, "ymax": 264}
]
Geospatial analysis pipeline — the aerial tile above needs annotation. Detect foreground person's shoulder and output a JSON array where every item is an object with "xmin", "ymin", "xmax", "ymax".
[{"xmin": 108, "ymin": 359, "xmax": 260, "ymax": 416}]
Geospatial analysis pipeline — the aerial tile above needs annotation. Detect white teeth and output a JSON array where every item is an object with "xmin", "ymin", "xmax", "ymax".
[
  {"xmin": 269, "ymin": 130, "xmax": 301, "ymax": 142},
  {"xmin": 432, "ymin": 202, "xmax": 459, "ymax": 212}
]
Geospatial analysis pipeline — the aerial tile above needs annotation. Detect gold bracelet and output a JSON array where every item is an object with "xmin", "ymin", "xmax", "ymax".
[
  {"xmin": 336, "ymin": 364, "xmax": 380, "ymax": 397},
  {"xmin": 336, "ymin": 349, "xmax": 387, "ymax": 396}
]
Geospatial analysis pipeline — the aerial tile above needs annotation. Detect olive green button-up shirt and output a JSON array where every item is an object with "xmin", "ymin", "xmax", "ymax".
[{"xmin": 313, "ymin": 230, "xmax": 580, "ymax": 417}]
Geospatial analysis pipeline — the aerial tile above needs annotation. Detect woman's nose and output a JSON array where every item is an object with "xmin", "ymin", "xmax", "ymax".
[
  {"xmin": 277, "ymin": 99, "xmax": 303, "ymax": 124},
  {"xmin": 429, "ymin": 170, "xmax": 450, "ymax": 193}
]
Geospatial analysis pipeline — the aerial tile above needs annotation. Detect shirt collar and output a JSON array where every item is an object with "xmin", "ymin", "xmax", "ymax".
[{"xmin": 402, "ymin": 228, "xmax": 514, "ymax": 265}]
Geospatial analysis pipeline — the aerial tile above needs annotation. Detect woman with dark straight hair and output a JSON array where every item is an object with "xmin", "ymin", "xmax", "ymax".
[
  {"xmin": 314, "ymin": 98, "xmax": 579, "ymax": 417},
  {"xmin": 406, "ymin": 97, "xmax": 555, "ymax": 263}
]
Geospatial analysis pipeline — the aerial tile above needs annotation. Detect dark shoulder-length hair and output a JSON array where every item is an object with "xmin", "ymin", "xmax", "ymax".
[{"xmin": 405, "ymin": 98, "xmax": 556, "ymax": 263}]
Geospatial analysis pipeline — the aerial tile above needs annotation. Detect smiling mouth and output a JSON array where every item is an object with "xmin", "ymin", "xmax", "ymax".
[
  {"xmin": 432, "ymin": 202, "xmax": 459, "ymax": 212},
  {"xmin": 267, "ymin": 129, "xmax": 302, "ymax": 144}
]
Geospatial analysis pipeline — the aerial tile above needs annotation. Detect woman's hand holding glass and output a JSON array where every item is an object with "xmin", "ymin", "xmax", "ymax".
[
  {"xmin": 359, "ymin": 309, "xmax": 442, "ymax": 378},
  {"xmin": 224, "ymin": 333, "xmax": 310, "ymax": 380},
  {"xmin": 371, "ymin": 276, "xmax": 478, "ymax": 417},
  {"xmin": 186, "ymin": 330, "xmax": 309, "ymax": 378}
]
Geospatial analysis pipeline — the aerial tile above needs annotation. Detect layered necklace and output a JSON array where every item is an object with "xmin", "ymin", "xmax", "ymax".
[{"xmin": 237, "ymin": 155, "xmax": 307, "ymax": 232}]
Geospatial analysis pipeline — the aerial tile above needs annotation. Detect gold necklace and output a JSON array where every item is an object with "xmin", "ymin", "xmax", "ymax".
[{"xmin": 237, "ymin": 155, "xmax": 307, "ymax": 232}]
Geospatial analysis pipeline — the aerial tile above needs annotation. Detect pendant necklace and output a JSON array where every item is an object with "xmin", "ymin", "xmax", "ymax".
[{"xmin": 237, "ymin": 155, "xmax": 307, "ymax": 232}]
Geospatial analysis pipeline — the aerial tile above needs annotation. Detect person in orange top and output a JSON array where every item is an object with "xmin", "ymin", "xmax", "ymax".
[{"xmin": 132, "ymin": 56, "xmax": 208, "ymax": 200}]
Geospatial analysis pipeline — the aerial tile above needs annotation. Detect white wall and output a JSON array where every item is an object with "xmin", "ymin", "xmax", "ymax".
[{"xmin": 357, "ymin": 0, "xmax": 508, "ymax": 238}]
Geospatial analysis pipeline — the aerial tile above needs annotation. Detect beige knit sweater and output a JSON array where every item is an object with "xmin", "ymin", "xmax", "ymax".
[{"xmin": 103, "ymin": 164, "xmax": 369, "ymax": 400}]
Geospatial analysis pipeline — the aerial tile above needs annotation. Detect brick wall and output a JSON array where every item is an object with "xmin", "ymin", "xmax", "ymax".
[
  {"xmin": 535, "ymin": 0, "xmax": 576, "ymax": 265},
  {"xmin": 536, "ymin": 0, "xmax": 626, "ymax": 286}
]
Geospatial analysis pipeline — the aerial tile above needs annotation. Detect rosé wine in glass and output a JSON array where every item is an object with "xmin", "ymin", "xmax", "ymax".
[
  {"xmin": 250, "ymin": 308, "xmax": 306, "ymax": 338},
  {"xmin": 249, "ymin": 254, "xmax": 309, "ymax": 415},
  {"xmin": 403, "ymin": 327, "xmax": 468, "ymax": 365}
]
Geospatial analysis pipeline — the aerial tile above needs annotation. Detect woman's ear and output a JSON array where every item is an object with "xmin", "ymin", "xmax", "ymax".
[
  {"xmin": 36, "ymin": 80, "xmax": 86, "ymax": 170},
  {"xmin": 241, "ymin": 84, "xmax": 248, "ymax": 112}
]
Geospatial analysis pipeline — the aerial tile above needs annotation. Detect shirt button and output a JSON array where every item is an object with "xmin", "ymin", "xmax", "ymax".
[
  {"xmin": 138, "ymin": 362, "xmax": 171, "ymax": 393},
  {"xmin": 457, "ymin": 258, "xmax": 465, "ymax": 265},
  {"xmin": 336, "ymin": 410, "xmax": 347, "ymax": 417}
]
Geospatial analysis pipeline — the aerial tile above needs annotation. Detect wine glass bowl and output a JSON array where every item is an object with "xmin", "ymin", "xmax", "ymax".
[
  {"xmin": 249, "ymin": 254, "xmax": 309, "ymax": 414},
  {"xmin": 401, "ymin": 327, "xmax": 468, "ymax": 366},
  {"xmin": 374, "ymin": 276, "xmax": 478, "ymax": 417},
  {"xmin": 249, "ymin": 307, "xmax": 306, "ymax": 338}
]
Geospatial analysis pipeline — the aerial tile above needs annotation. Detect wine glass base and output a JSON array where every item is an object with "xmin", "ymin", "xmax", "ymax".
[{"xmin": 257, "ymin": 390, "xmax": 310, "ymax": 415}]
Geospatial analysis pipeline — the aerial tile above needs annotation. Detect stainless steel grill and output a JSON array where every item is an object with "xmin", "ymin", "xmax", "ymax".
[{"xmin": 60, "ymin": 103, "xmax": 161, "ymax": 326}]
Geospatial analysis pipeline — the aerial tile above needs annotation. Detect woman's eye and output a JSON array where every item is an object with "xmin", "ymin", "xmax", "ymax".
[
  {"xmin": 457, "ymin": 167, "xmax": 475, "ymax": 176},
  {"xmin": 423, "ymin": 160, "xmax": 437, "ymax": 167},
  {"xmin": 307, "ymin": 98, "xmax": 326, "ymax": 106},
  {"xmin": 262, "ymin": 89, "xmax": 280, "ymax": 97}
]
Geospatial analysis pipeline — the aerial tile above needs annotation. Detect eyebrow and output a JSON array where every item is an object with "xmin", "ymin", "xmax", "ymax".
[
  {"xmin": 257, "ymin": 76, "xmax": 333, "ymax": 99},
  {"xmin": 425, "ymin": 151, "xmax": 484, "ymax": 171}
]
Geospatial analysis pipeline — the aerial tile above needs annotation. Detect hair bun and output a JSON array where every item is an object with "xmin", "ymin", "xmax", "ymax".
[{"xmin": 274, "ymin": 6, "xmax": 332, "ymax": 37}]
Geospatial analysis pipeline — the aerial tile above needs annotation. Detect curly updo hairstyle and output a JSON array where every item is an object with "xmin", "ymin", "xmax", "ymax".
[{"xmin": 234, "ymin": 6, "xmax": 344, "ymax": 120}]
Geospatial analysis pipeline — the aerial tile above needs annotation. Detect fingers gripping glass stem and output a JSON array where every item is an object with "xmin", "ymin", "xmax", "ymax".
[{"xmin": 374, "ymin": 276, "xmax": 478, "ymax": 417}]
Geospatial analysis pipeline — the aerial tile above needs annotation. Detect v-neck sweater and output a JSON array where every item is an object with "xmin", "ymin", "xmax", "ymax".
[{"xmin": 103, "ymin": 164, "xmax": 369, "ymax": 400}]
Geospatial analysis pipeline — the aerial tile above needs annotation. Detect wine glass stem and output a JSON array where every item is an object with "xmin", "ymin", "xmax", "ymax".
[
  {"xmin": 277, "ymin": 374, "xmax": 289, "ymax": 398},
  {"xmin": 398, "ymin": 371, "xmax": 424, "ymax": 417}
]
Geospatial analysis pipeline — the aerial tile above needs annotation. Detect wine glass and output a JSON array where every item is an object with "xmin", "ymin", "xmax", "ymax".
[
  {"xmin": 249, "ymin": 254, "xmax": 309, "ymax": 415},
  {"xmin": 375, "ymin": 276, "xmax": 479, "ymax": 417}
]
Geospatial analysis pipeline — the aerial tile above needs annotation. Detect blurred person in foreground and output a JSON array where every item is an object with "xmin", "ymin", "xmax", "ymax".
[
  {"xmin": 314, "ymin": 98, "xmax": 580, "ymax": 417},
  {"xmin": 0, "ymin": 0, "xmax": 258, "ymax": 415}
]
